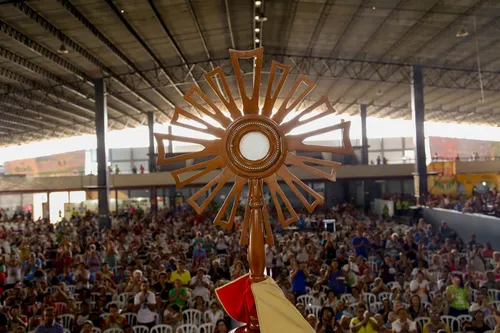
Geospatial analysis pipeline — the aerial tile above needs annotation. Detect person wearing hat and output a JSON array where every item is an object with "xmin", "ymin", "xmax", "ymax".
[
  {"xmin": 350, "ymin": 303, "xmax": 379, "ymax": 333},
  {"xmin": 153, "ymin": 271, "xmax": 173, "ymax": 300},
  {"xmin": 169, "ymin": 260, "xmax": 191, "ymax": 286},
  {"xmin": 80, "ymin": 320, "xmax": 93, "ymax": 333},
  {"xmin": 189, "ymin": 267, "xmax": 212, "ymax": 302},
  {"xmin": 392, "ymin": 307, "xmax": 417, "ymax": 333}
]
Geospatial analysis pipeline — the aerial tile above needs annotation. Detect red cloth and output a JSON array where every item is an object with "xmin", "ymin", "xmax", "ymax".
[{"xmin": 215, "ymin": 274, "xmax": 258, "ymax": 324}]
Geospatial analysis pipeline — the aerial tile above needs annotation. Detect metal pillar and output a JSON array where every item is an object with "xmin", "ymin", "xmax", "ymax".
[
  {"xmin": 360, "ymin": 104, "xmax": 368, "ymax": 165},
  {"xmin": 411, "ymin": 65, "xmax": 428, "ymax": 198},
  {"xmin": 147, "ymin": 112, "xmax": 156, "ymax": 173},
  {"xmin": 167, "ymin": 125, "xmax": 173, "ymax": 154},
  {"xmin": 94, "ymin": 78, "xmax": 110, "ymax": 229}
]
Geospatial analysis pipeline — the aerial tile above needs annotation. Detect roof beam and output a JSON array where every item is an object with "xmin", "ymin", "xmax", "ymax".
[
  {"xmin": 148, "ymin": 0, "xmax": 199, "ymax": 89},
  {"xmin": 223, "ymin": 0, "xmax": 235, "ymax": 49},
  {"xmin": 0, "ymin": 19, "xmax": 143, "ymax": 123},
  {"xmin": 328, "ymin": 0, "xmax": 365, "ymax": 58},
  {"xmin": 281, "ymin": 0, "xmax": 299, "ymax": 54},
  {"xmin": 102, "ymin": 0, "xmax": 185, "ymax": 101},
  {"xmin": 14, "ymin": 1, "xmax": 168, "ymax": 119}
]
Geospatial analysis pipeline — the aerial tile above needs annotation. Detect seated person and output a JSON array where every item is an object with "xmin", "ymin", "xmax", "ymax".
[
  {"xmin": 423, "ymin": 308, "xmax": 451, "ymax": 333},
  {"xmin": 101, "ymin": 304, "xmax": 127, "ymax": 330}
]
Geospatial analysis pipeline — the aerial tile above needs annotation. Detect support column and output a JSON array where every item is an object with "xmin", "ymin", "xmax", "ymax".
[
  {"xmin": 360, "ymin": 104, "xmax": 369, "ymax": 165},
  {"xmin": 411, "ymin": 65, "xmax": 428, "ymax": 198},
  {"xmin": 167, "ymin": 125, "xmax": 173, "ymax": 154},
  {"xmin": 147, "ymin": 112, "xmax": 156, "ymax": 173},
  {"xmin": 94, "ymin": 78, "xmax": 110, "ymax": 229}
]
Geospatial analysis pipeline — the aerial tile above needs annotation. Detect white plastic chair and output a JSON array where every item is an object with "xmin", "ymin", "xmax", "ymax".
[
  {"xmin": 122, "ymin": 312, "xmax": 137, "ymax": 326},
  {"xmin": 378, "ymin": 292, "xmax": 391, "ymax": 301},
  {"xmin": 103, "ymin": 329, "xmax": 124, "ymax": 333},
  {"xmin": 488, "ymin": 289, "xmax": 500, "ymax": 301},
  {"xmin": 485, "ymin": 315, "xmax": 496, "ymax": 330},
  {"xmin": 106, "ymin": 301, "xmax": 124, "ymax": 310},
  {"xmin": 369, "ymin": 301, "xmax": 383, "ymax": 313},
  {"xmin": 199, "ymin": 323, "xmax": 214, "ymax": 333},
  {"xmin": 57, "ymin": 314, "xmax": 74, "ymax": 330},
  {"xmin": 67, "ymin": 285, "xmax": 76, "ymax": 295},
  {"xmin": 362, "ymin": 292, "xmax": 376, "ymax": 306},
  {"xmin": 118, "ymin": 292, "xmax": 135, "ymax": 305},
  {"xmin": 63, "ymin": 329, "xmax": 70, "ymax": 333},
  {"xmin": 92, "ymin": 328, "xmax": 101, "ymax": 333},
  {"xmin": 305, "ymin": 286, "xmax": 312, "ymax": 294},
  {"xmin": 490, "ymin": 301, "xmax": 500, "ymax": 311},
  {"xmin": 297, "ymin": 295, "xmax": 315, "ymax": 307},
  {"xmin": 471, "ymin": 289, "xmax": 478, "ymax": 302},
  {"xmin": 340, "ymin": 293, "xmax": 352, "ymax": 304},
  {"xmin": 183, "ymin": 309, "xmax": 202, "ymax": 326},
  {"xmin": 441, "ymin": 315, "xmax": 460, "ymax": 333},
  {"xmin": 133, "ymin": 325, "xmax": 150, "ymax": 333},
  {"xmin": 176, "ymin": 324, "xmax": 199, "ymax": 333},
  {"xmin": 55, "ymin": 302, "xmax": 67, "ymax": 315},
  {"xmin": 151, "ymin": 325, "xmax": 173, "ymax": 333},
  {"xmin": 305, "ymin": 305, "xmax": 321, "ymax": 318},
  {"xmin": 457, "ymin": 314, "xmax": 472, "ymax": 325},
  {"xmin": 415, "ymin": 317, "xmax": 430, "ymax": 333}
]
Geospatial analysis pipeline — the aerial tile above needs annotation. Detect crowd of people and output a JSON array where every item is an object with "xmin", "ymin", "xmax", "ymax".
[
  {"xmin": 0, "ymin": 201, "xmax": 497, "ymax": 333},
  {"xmin": 426, "ymin": 190, "xmax": 500, "ymax": 217}
]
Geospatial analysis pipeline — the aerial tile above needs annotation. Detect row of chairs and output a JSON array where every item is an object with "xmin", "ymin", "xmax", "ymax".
[
  {"xmin": 415, "ymin": 315, "xmax": 497, "ymax": 333},
  {"xmin": 30, "ymin": 323, "xmax": 214, "ymax": 333},
  {"xmin": 55, "ymin": 309, "xmax": 221, "ymax": 330}
]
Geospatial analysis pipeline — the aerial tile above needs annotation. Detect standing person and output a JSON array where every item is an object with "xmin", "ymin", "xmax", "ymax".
[
  {"xmin": 132, "ymin": 164, "xmax": 138, "ymax": 174},
  {"xmin": 290, "ymin": 260, "xmax": 308, "ymax": 298},
  {"xmin": 133, "ymin": 281, "xmax": 157, "ymax": 329},
  {"xmin": 34, "ymin": 307, "xmax": 64, "ymax": 333},
  {"xmin": 316, "ymin": 307, "xmax": 336, "ymax": 333},
  {"xmin": 115, "ymin": 165, "xmax": 120, "ymax": 175},
  {"xmin": 446, "ymin": 274, "xmax": 470, "ymax": 316},
  {"xmin": 170, "ymin": 261, "xmax": 191, "ymax": 286},
  {"xmin": 139, "ymin": 164, "xmax": 145, "ymax": 174},
  {"xmin": 350, "ymin": 303, "xmax": 379, "ymax": 333},
  {"xmin": 352, "ymin": 229, "xmax": 370, "ymax": 258},
  {"xmin": 392, "ymin": 308, "xmax": 417, "ymax": 333}
]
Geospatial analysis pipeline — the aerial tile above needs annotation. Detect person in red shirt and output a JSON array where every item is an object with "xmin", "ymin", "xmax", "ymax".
[{"xmin": 483, "ymin": 242, "xmax": 494, "ymax": 258}]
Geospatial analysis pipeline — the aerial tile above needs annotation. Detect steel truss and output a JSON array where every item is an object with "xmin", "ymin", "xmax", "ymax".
[{"xmin": 98, "ymin": 54, "xmax": 500, "ymax": 94}]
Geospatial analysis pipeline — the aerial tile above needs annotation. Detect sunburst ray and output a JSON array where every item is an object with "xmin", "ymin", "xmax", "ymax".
[
  {"xmin": 214, "ymin": 176, "xmax": 247, "ymax": 230},
  {"xmin": 170, "ymin": 156, "xmax": 225, "ymax": 188},
  {"xmin": 184, "ymin": 85, "xmax": 232, "ymax": 128},
  {"xmin": 203, "ymin": 67, "xmax": 241, "ymax": 120},
  {"xmin": 287, "ymin": 121, "xmax": 354, "ymax": 155},
  {"xmin": 262, "ymin": 61, "xmax": 291, "ymax": 117},
  {"xmin": 229, "ymin": 48, "xmax": 264, "ymax": 115},
  {"xmin": 272, "ymin": 74, "xmax": 316, "ymax": 124},
  {"xmin": 171, "ymin": 106, "xmax": 225, "ymax": 138},
  {"xmin": 154, "ymin": 133, "xmax": 222, "ymax": 165},
  {"xmin": 186, "ymin": 167, "xmax": 234, "ymax": 215}
]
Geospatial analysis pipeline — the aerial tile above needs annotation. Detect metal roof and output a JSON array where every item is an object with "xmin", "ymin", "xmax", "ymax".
[{"xmin": 1, "ymin": 0, "xmax": 500, "ymax": 145}]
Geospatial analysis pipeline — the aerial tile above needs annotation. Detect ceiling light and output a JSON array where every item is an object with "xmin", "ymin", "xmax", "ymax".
[
  {"xmin": 57, "ymin": 43, "xmax": 69, "ymax": 54},
  {"xmin": 120, "ymin": 9, "xmax": 125, "ymax": 13},
  {"xmin": 372, "ymin": 6, "xmax": 376, "ymax": 10},
  {"xmin": 255, "ymin": 13, "xmax": 267, "ymax": 22},
  {"xmin": 255, "ymin": 1, "xmax": 262, "ymax": 6},
  {"xmin": 456, "ymin": 27, "xmax": 468, "ymax": 38},
  {"xmin": 255, "ymin": 28, "xmax": 260, "ymax": 33},
  {"xmin": 255, "ymin": 38, "xmax": 260, "ymax": 43}
]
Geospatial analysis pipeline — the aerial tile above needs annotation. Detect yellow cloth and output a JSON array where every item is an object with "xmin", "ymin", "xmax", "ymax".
[
  {"xmin": 170, "ymin": 270, "xmax": 191, "ymax": 285},
  {"xmin": 350, "ymin": 317, "xmax": 378, "ymax": 333},
  {"xmin": 251, "ymin": 277, "xmax": 315, "ymax": 333}
]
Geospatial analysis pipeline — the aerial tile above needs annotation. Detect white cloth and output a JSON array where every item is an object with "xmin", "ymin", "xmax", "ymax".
[
  {"xmin": 134, "ymin": 291, "xmax": 157, "ymax": 324},
  {"xmin": 392, "ymin": 319, "xmax": 417, "ymax": 333}
]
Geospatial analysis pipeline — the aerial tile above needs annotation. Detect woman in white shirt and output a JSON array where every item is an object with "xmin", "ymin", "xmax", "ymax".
[
  {"xmin": 206, "ymin": 302, "xmax": 224, "ymax": 324},
  {"xmin": 215, "ymin": 231, "xmax": 228, "ymax": 254}
]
